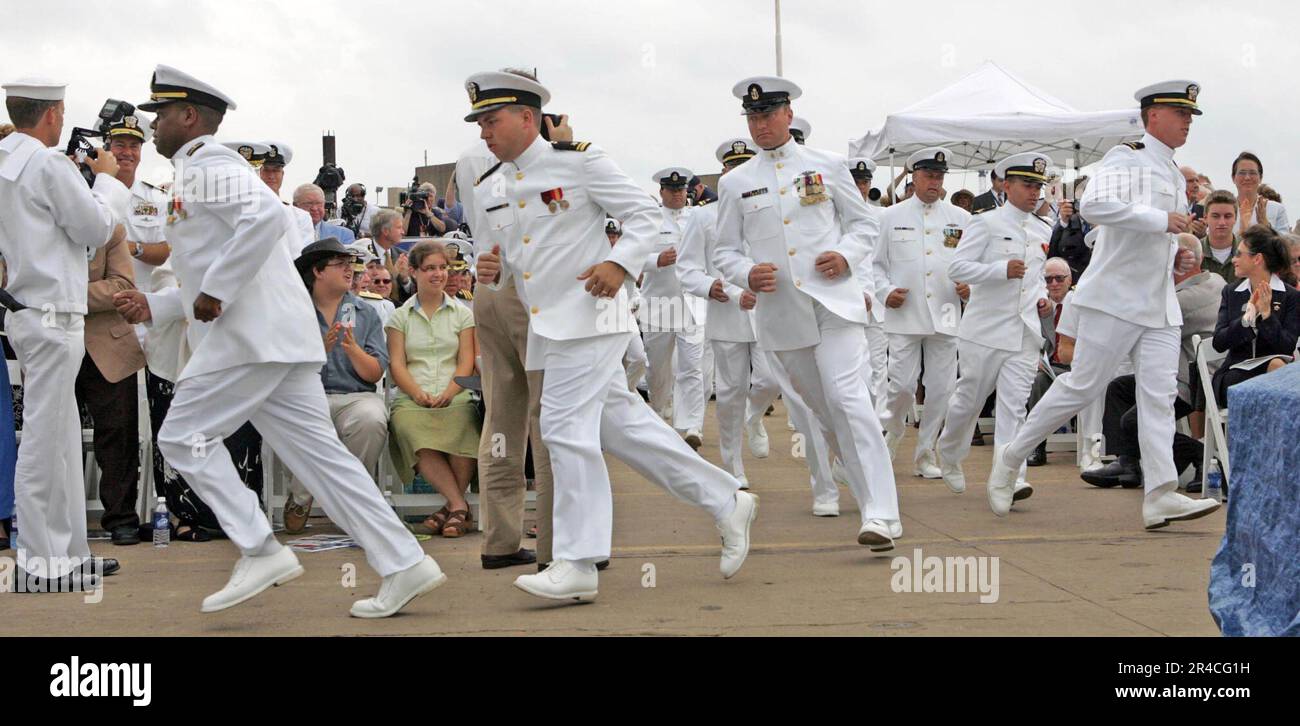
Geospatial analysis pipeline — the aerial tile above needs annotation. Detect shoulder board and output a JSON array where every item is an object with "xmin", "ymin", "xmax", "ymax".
[
  {"xmin": 358, "ymin": 291, "xmax": 383, "ymax": 300},
  {"xmin": 186, "ymin": 141, "xmax": 205, "ymax": 157},
  {"xmin": 474, "ymin": 161, "xmax": 503, "ymax": 187},
  {"xmin": 1120, "ymin": 141, "xmax": 1145, "ymax": 151},
  {"xmin": 458, "ymin": 290, "xmax": 474, "ymax": 301},
  {"xmin": 695, "ymin": 198, "xmax": 715, "ymax": 207},
  {"xmin": 551, "ymin": 141, "xmax": 591, "ymax": 152}
]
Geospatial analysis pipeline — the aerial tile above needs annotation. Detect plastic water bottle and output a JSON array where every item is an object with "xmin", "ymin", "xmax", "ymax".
[
  {"xmin": 1204, "ymin": 459, "xmax": 1223, "ymax": 502},
  {"xmin": 152, "ymin": 501, "xmax": 170, "ymax": 548}
]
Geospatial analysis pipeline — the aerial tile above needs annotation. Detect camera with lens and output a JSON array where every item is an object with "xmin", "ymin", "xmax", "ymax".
[
  {"xmin": 313, "ymin": 162, "xmax": 347, "ymax": 195},
  {"xmin": 64, "ymin": 98, "xmax": 137, "ymax": 186},
  {"xmin": 867, "ymin": 187, "xmax": 882, "ymax": 202},
  {"xmin": 399, "ymin": 178, "xmax": 431, "ymax": 212}
]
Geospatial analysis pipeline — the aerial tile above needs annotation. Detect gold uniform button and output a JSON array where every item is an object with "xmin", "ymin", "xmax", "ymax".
[
  {"xmin": 518, "ymin": 201, "xmax": 526, "ymax": 208},
  {"xmin": 784, "ymin": 218, "xmax": 791, "ymax": 225},
  {"xmin": 516, "ymin": 172, "xmax": 524, "ymax": 180},
  {"xmin": 926, "ymin": 293, "xmax": 933, "ymax": 299},
  {"xmin": 926, "ymin": 271, "xmax": 933, "ymax": 277},
  {"xmin": 523, "ymin": 236, "xmax": 531, "ymax": 244},
  {"xmin": 789, "ymin": 249, "xmax": 797, "ymax": 256},
  {"xmin": 925, "ymin": 228, "xmax": 933, "ymax": 234},
  {"xmin": 926, "ymin": 250, "xmax": 933, "ymax": 256},
  {"xmin": 523, "ymin": 272, "xmax": 532, "ymax": 280},
  {"xmin": 777, "ymin": 163, "xmax": 784, "ymax": 169},
  {"xmin": 795, "ymin": 280, "xmax": 803, "ymax": 287},
  {"xmin": 780, "ymin": 188, "xmax": 788, "ymax": 195},
  {"xmin": 530, "ymin": 306, "xmax": 539, "ymax": 315}
]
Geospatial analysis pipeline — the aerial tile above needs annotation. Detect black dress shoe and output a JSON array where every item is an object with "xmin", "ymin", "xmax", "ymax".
[
  {"xmin": 110, "ymin": 525, "xmax": 141, "ymax": 546},
  {"xmin": 971, "ymin": 429, "xmax": 985, "ymax": 446},
  {"xmin": 82, "ymin": 557, "xmax": 120, "ymax": 577},
  {"xmin": 537, "ymin": 559, "xmax": 610, "ymax": 573},
  {"xmin": 1081, "ymin": 457, "xmax": 1141, "ymax": 488},
  {"xmin": 1026, "ymin": 442, "xmax": 1047, "ymax": 467},
  {"xmin": 481, "ymin": 548, "xmax": 537, "ymax": 570}
]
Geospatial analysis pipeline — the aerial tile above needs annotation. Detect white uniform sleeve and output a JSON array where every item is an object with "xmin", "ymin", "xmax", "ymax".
[
  {"xmin": 872, "ymin": 210, "xmax": 900, "ymax": 303},
  {"xmin": 1078, "ymin": 149, "xmax": 1168, "ymax": 233},
  {"xmin": 42, "ymin": 153, "xmax": 127, "ymax": 250},
  {"xmin": 585, "ymin": 148, "xmax": 659, "ymax": 281},
  {"xmin": 197, "ymin": 162, "xmax": 291, "ymax": 303},
  {"xmin": 829, "ymin": 161, "xmax": 875, "ymax": 270},
  {"xmin": 947, "ymin": 215, "xmax": 1003, "ymax": 284},
  {"xmin": 713, "ymin": 175, "xmax": 756, "ymax": 291},
  {"xmin": 676, "ymin": 209, "xmax": 719, "ymax": 299},
  {"xmin": 144, "ymin": 286, "xmax": 186, "ymax": 327}
]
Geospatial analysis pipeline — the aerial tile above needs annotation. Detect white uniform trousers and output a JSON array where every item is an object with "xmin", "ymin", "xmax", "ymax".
[
  {"xmin": 287, "ymin": 391, "xmax": 389, "ymax": 498},
  {"xmin": 881, "ymin": 332, "xmax": 958, "ymax": 462},
  {"xmin": 540, "ymin": 332, "xmax": 739, "ymax": 562},
  {"xmin": 865, "ymin": 320, "xmax": 889, "ymax": 412},
  {"xmin": 754, "ymin": 350, "xmax": 840, "ymax": 507},
  {"xmin": 1003, "ymin": 308, "xmax": 1181, "ymax": 492},
  {"xmin": 158, "ymin": 362, "xmax": 424, "ymax": 576},
  {"xmin": 937, "ymin": 334, "xmax": 1038, "ymax": 472},
  {"xmin": 643, "ymin": 326, "xmax": 706, "ymax": 431},
  {"xmin": 701, "ymin": 339, "xmax": 715, "ymax": 401},
  {"xmin": 773, "ymin": 303, "xmax": 899, "ymax": 523},
  {"xmin": 623, "ymin": 331, "xmax": 648, "ymax": 391},
  {"xmin": 8, "ymin": 311, "xmax": 91, "ymax": 579},
  {"xmin": 712, "ymin": 340, "xmax": 778, "ymax": 480}
]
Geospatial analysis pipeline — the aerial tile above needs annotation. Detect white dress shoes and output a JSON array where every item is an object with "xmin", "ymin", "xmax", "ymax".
[
  {"xmin": 1013, "ymin": 478, "xmax": 1034, "ymax": 503},
  {"xmin": 736, "ymin": 475, "xmax": 750, "ymax": 491},
  {"xmin": 914, "ymin": 448, "xmax": 942, "ymax": 479},
  {"xmin": 812, "ymin": 499, "xmax": 840, "ymax": 517},
  {"xmin": 717, "ymin": 491, "xmax": 758, "ymax": 579},
  {"xmin": 857, "ymin": 519, "xmax": 899, "ymax": 552},
  {"xmin": 201, "ymin": 546, "xmax": 304, "ymax": 613},
  {"xmin": 350, "ymin": 556, "xmax": 447, "ymax": 618},
  {"xmin": 1143, "ymin": 488, "xmax": 1221, "ymax": 530},
  {"xmin": 513, "ymin": 559, "xmax": 599, "ymax": 602},
  {"xmin": 940, "ymin": 460, "xmax": 966, "ymax": 494},
  {"xmin": 986, "ymin": 444, "xmax": 1019, "ymax": 517}
]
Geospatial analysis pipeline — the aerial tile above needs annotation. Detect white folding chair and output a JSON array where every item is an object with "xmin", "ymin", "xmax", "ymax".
[{"xmin": 1193, "ymin": 334, "xmax": 1230, "ymax": 489}]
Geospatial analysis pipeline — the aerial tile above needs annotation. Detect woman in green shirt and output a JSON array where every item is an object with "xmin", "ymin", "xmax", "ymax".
[{"xmin": 386, "ymin": 240, "xmax": 481, "ymax": 537}]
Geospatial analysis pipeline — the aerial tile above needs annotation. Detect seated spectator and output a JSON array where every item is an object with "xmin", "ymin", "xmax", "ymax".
[
  {"xmin": 1048, "ymin": 176, "xmax": 1092, "ymax": 281},
  {"xmin": 1025, "ymin": 257, "xmax": 1074, "ymax": 464},
  {"xmin": 366, "ymin": 207, "xmax": 417, "ymax": 305},
  {"xmin": 403, "ymin": 182, "xmax": 455, "ymax": 237},
  {"xmin": 1083, "ymin": 234, "xmax": 1225, "ymax": 490},
  {"xmin": 385, "ymin": 240, "xmax": 481, "ymax": 538},
  {"xmin": 1201, "ymin": 190, "xmax": 1241, "ymax": 287},
  {"xmin": 1196, "ymin": 174, "xmax": 1213, "ymax": 204},
  {"xmin": 1180, "ymin": 166, "xmax": 1207, "ymax": 236},
  {"xmin": 1211, "ymin": 225, "xmax": 1300, "ymax": 407},
  {"xmin": 949, "ymin": 189, "xmax": 975, "ymax": 212},
  {"xmin": 281, "ymin": 238, "xmax": 392, "ymax": 533},
  {"xmin": 293, "ymin": 183, "xmax": 356, "ymax": 244},
  {"xmin": 1231, "ymin": 152, "xmax": 1291, "ymax": 235},
  {"xmin": 360, "ymin": 258, "xmax": 397, "ymax": 326},
  {"xmin": 970, "ymin": 171, "xmax": 1005, "ymax": 214}
]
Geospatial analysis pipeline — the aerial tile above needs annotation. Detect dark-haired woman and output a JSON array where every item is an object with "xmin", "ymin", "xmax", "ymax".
[
  {"xmin": 1211, "ymin": 225, "xmax": 1300, "ymax": 407},
  {"xmin": 1230, "ymin": 152, "xmax": 1291, "ymax": 235}
]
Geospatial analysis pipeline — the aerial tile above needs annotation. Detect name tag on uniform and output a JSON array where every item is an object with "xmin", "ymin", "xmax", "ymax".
[
  {"xmin": 741, "ymin": 188, "xmax": 769, "ymax": 199},
  {"xmin": 893, "ymin": 226, "xmax": 915, "ymax": 231}
]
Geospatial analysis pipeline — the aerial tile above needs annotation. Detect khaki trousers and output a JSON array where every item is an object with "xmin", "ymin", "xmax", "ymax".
[{"xmin": 474, "ymin": 279, "xmax": 553, "ymax": 561}]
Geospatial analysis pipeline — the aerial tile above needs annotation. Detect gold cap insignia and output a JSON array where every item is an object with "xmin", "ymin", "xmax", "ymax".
[
  {"xmin": 466, "ymin": 81, "xmax": 479, "ymax": 103},
  {"xmin": 1187, "ymin": 84, "xmax": 1199, "ymax": 101},
  {"xmin": 1032, "ymin": 158, "xmax": 1047, "ymax": 174},
  {"xmin": 935, "ymin": 151, "xmax": 945, "ymax": 163},
  {"xmin": 238, "ymin": 145, "xmax": 254, "ymax": 160},
  {"xmin": 748, "ymin": 84, "xmax": 761, "ymax": 101},
  {"xmin": 733, "ymin": 141, "xmax": 747, "ymax": 155},
  {"xmin": 124, "ymin": 116, "xmax": 138, "ymax": 129}
]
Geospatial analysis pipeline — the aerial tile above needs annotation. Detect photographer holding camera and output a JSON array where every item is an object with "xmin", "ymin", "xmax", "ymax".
[
  {"xmin": 340, "ymin": 182, "xmax": 373, "ymax": 239},
  {"xmin": 1, "ymin": 78, "xmax": 130, "ymax": 589},
  {"xmin": 402, "ymin": 181, "xmax": 453, "ymax": 237}
]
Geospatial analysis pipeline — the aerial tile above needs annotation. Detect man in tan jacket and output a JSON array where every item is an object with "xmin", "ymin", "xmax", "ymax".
[{"xmin": 76, "ymin": 226, "xmax": 146, "ymax": 544}]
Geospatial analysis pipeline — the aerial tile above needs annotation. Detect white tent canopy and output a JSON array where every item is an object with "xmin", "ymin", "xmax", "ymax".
[{"xmin": 849, "ymin": 62, "xmax": 1142, "ymax": 176}]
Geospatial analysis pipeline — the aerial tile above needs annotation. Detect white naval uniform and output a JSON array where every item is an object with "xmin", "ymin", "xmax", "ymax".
[
  {"xmin": 0, "ymin": 132, "xmax": 129, "ymax": 579},
  {"xmin": 640, "ymin": 204, "xmax": 708, "ymax": 431},
  {"xmin": 1001, "ymin": 133, "xmax": 1185, "ymax": 493},
  {"xmin": 144, "ymin": 136, "xmax": 423, "ymax": 576},
  {"xmin": 471, "ymin": 135, "xmax": 740, "ymax": 563},
  {"xmin": 714, "ymin": 136, "xmax": 898, "ymax": 526},
  {"xmin": 937, "ymin": 203, "xmax": 1048, "ymax": 473},
  {"xmin": 874, "ymin": 194, "xmax": 969, "ymax": 461},
  {"xmin": 120, "ymin": 178, "xmax": 169, "ymax": 347},
  {"xmin": 676, "ymin": 199, "xmax": 779, "ymax": 480},
  {"xmin": 851, "ymin": 208, "xmax": 888, "ymax": 410}
]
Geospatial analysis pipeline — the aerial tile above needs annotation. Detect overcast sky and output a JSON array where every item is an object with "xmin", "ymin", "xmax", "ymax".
[{"xmin": 4, "ymin": 0, "xmax": 1296, "ymax": 220}]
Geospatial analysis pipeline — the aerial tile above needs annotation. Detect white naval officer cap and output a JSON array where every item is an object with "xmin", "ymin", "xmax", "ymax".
[
  {"xmin": 462, "ymin": 71, "xmax": 551, "ymax": 122},
  {"xmin": 1134, "ymin": 80, "xmax": 1202, "ymax": 116},
  {"xmin": 732, "ymin": 75, "xmax": 801, "ymax": 115},
  {"xmin": 790, "ymin": 116, "xmax": 812, "ymax": 144},
  {"xmin": 105, "ymin": 109, "xmax": 153, "ymax": 143},
  {"xmin": 652, "ymin": 167, "xmax": 693, "ymax": 188},
  {"xmin": 222, "ymin": 140, "xmax": 266, "ymax": 165},
  {"xmin": 716, "ymin": 138, "xmax": 758, "ymax": 165},
  {"xmin": 2, "ymin": 77, "xmax": 66, "ymax": 101},
  {"xmin": 261, "ymin": 141, "xmax": 292, "ymax": 167},
  {"xmin": 906, "ymin": 147, "xmax": 953, "ymax": 173},
  {"xmin": 995, "ymin": 152, "xmax": 1052, "ymax": 184},
  {"xmin": 847, "ymin": 157, "xmax": 876, "ymax": 180},
  {"xmin": 138, "ymin": 64, "xmax": 236, "ymax": 113}
]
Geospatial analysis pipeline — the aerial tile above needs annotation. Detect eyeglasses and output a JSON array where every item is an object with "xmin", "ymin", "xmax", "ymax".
[
  {"xmin": 1045, "ymin": 275, "xmax": 1069, "ymax": 283},
  {"xmin": 372, "ymin": 278, "xmax": 393, "ymax": 285},
  {"xmin": 324, "ymin": 259, "xmax": 352, "ymax": 269},
  {"xmin": 1234, "ymin": 170, "xmax": 1261, "ymax": 178}
]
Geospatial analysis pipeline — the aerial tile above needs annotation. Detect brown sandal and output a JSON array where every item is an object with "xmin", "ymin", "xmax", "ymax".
[
  {"xmin": 441, "ymin": 509, "xmax": 472, "ymax": 538},
  {"xmin": 413, "ymin": 506, "xmax": 450, "ymax": 536}
]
